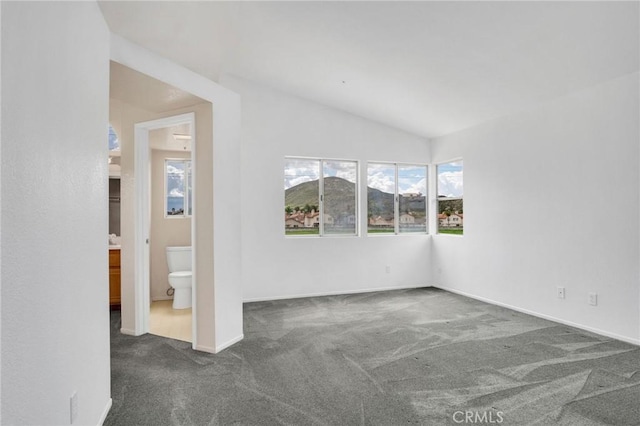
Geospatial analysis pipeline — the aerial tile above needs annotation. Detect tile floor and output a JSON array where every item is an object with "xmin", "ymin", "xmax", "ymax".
[{"xmin": 149, "ymin": 300, "xmax": 192, "ymax": 343}]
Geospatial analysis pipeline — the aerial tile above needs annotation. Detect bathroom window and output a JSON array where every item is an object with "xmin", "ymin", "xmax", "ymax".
[
  {"xmin": 284, "ymin": 157, "xmax": 358, "ymax": 236},
  {"xmin": 165, "ymin": 159, "xmax": 192, "ymax": 218},
  {"xmin": 437, "ymin": 160, "xmax": 463, "ymax": 235},
  {"xmin": 367, "ymin": 163, "xmax": 427, "ymax": 234}
]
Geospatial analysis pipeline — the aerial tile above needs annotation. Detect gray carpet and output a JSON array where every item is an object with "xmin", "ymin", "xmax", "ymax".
[{"xmin": 105, "ymin": 288, "xmax": 640, "ymax": 425}]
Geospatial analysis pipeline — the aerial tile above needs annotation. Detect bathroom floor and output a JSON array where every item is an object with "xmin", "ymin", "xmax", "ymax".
[{"xmin": 149, "ymin": 300, "xmax": 192, "ymax": 343}]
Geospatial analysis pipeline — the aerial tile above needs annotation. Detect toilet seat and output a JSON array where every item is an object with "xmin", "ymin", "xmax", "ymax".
[{"xmin": 169, "ymin": 271, "xmax": 192, "ymax": 279}]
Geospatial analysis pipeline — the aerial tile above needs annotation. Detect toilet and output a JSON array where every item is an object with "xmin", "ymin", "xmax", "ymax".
[{"xmin": 166, "ymin": 246, "xmax": 192, "ymax": 309}]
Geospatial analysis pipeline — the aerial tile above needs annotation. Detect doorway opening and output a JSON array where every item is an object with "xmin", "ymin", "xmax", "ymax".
[
  {"xmin": 134, "ymin": 113, "xmax": 197, "ymax": 348},
  {"xmin": 148, "ymin": 121, "xmax": 194, "ymax": 342}
]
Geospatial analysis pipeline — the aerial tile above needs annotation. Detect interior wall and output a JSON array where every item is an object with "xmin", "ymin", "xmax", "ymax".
[
  {"xmin": 110, "ymin": 100, "xmax": 212, "ymax": 343},
  {"xmin": 220, "ymin": 75, "xmax": 431, "ymax": 302},
  {"xmin": 1, "ymin": 2, "xmax": 112, "ymax": 424},
  {"xmin": 430, "ymin": 72, "xmax": 640, "ymax": 344},
  {"xmin": 150, "ymin": 149, "xmax": 191, "ymax": 301},
  {"xmin": 111, "ymin": 35, "xmax": 243, "ymax": 352}
]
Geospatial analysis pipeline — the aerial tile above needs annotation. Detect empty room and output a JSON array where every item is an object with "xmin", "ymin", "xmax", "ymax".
[{"xmin": 1, "ymin": 1, "xmax": 638, "ymax": 425}]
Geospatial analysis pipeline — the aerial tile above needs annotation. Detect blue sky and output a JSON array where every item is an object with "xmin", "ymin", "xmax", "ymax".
[
  {"xmin": 284, "ymin": 158, "xmax": 320, "ymax": 189},
  {"xmin": 108, "ymin": 124, "xmax": 120, "ymax": 151},
  {"xmin": 284, "ymin": 159, "xmax": 463, "ymax": 197},
  {"xmin": 166, "ymin": 161, "xmax": 186, "ymax": 197},
  {"xmin": 284, "ymin": 158, "xmax": 358, "ymax": 189},
  {"xmin": 367, "ymin": 163, "xmax": 427, "ymax": 195},
  {"xmin": 437, "ymin": 161, "xmax": 463, "ymax": 197}
]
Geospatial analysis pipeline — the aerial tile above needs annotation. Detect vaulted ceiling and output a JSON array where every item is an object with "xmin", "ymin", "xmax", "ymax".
[
  {"xmin": 99, "ymin": 1, "xmax": 639, "ymax": 138},
  {"xmin": 110, "ymin": 61, "xmax": 204, "ymax": 113}
]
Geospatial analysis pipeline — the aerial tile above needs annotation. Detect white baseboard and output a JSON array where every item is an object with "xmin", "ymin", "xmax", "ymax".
[
  {"xmin": 120, "ymin": 328, "xmax": 136, "ymax": 336},
  {"xmin": 434, "ymin": 285, "xmax": 640, "ymax": 346},
  {"xmin": 151, "ymin": 296, "xmax": 173, "ymax": 301},
  {"xmin": 243, "ymin": 284, "xmax": 430, "ymax": 303},
  {"xmin": 215, "ymin": 334, "xmax": 244, "ymax": 353},
  {"xmin": 97, "ymin": 398, "xmax": 112, "ymax": 425},
  {"xmin": 194, "ymin": 344, "xmax": 216, "ymax": 354}
]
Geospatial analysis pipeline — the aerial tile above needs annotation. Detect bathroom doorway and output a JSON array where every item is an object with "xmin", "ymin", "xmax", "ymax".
[
  {"xmin": 148, "ymin": 122, "xmax": 194, "ymax": 342},
  {"xmin": 133, "ymin": 113, "xmax": 197, "ymax": 347}
]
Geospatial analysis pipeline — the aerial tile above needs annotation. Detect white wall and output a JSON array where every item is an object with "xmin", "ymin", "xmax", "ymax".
[
  {"xmin": 220, "ymin": 75, "xmax": 431, "ymax": 302},
  {"xmin": 111, "ymin": 100, "xmax": 217, "ymax": 349},
  {"xmin": 112, "ymin": 36, "xmax": 244, "ymax": 353},
  {"xmin": 430, "ymin": 72, "xmax": 640, "ymax": 344},
  {"xmin": 1, "ymin": 2, "xmax": 112, "ymax": 424},
  {"xmin": 150, "ymin": 149, "xmax": 191, "ymax": 301},
  {"xmin": 110, "ymin": 36, "xmax": 243, "ymax": 353}
]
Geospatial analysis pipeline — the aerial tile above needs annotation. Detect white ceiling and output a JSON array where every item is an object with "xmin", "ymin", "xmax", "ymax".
[
  {"xmin": 110, "ymin": 61, "xmax": 204, "ymax": 112},
  {"xmin": 149, "ymin": 124, "xmax": 192, "ymax": 152},
  {"xmin": 99, "ymin": 1, "xmax": 639, "ymax": 138}
]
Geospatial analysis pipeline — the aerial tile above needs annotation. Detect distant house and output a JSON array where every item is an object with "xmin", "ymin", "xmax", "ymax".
[
  {"xmin": 285, "ymin": 211, "xmax": 306, "ymax": 228},
  {"xmin": 369, "ymin": 215, "xmax": 393, "ymax": 226},
  {"xmin": 325, "ymin": 214, "xmax": 335, "ymax": 226},
  {"xmin": 285, "ymin": 217, "xmax": 304, "ymax": 228},
  {"xmin": 286, "ymin": 209, "xmax": 333, "ymax": 228},
  {"xmin": 304, "ymin": 211, "xmax": 321, "ymax": 228},
  {"xmin": 304, "ymin": 210, "xmax": 335, "ymax": 228},
  {"xmin": 399, "ymin": 213, "xmax": 415, "ymax": 224},
  {"xmin": 438, "ymin": 212, "xmax": 463, "ymax": 227}
]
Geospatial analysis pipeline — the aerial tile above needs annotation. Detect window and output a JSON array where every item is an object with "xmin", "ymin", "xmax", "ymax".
[
  {"xmin": 437, "ymin": 160, "xmax": 463, "ymax": 235},
  {"xmin": 284, "ymin": 157, "xmax": 358, "ymax": 236},
  {"xmin": 367, "ymin": 163, "xmax": 427, "ymax": 234},
  {"xmin": 108, "ymin": 124, "xmax": 120, "ymax": 151},
  {"xmin": 165, "ymin": 159, "xmax": 192, "ymax": 217}
]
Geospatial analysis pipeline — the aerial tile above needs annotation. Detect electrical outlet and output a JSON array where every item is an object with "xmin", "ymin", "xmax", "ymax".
[
  {"xmin": 557, "ymin": 287, "xmax": 565, "ymax": 299},
  {"xmin": 70, "ymin": 391, "xmax": 78, "ymax": 424},
  {"xmin": 588, "ymin": 292, "xmax": 598, "ymax": 306},
  {"xmin": 385, "ymin": 266, "xmax": 391, "ymax": 274}
]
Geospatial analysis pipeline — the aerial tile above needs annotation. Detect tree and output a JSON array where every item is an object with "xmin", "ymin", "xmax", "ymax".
[
  {"xmin": 444, "ymin": 208, "xmax": 452, "ymax": 227},
  {"xmin": 285, "ymin": 206, "xmax": 293, "ymax": 215}
]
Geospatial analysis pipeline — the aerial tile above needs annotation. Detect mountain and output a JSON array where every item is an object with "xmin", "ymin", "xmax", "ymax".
[
  {"xmin": 367, "ymin": 186, "xmax": 394, "ymax": 217},
  {"xmin": 285, "ymin": 177, "xmax": 426, "ymax": 218},
  {"xmin": 284, "ymin": 176, "xmax": 393, "ymax": 217},
  {"xmin": 285, "ymin": 179, "xmax": 319, "ymax": 209},
  {"xmin": 285, "ymin": 177, "xmax": 359, "ymax": 215}
]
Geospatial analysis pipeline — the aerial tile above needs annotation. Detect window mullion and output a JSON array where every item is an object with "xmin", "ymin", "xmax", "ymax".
[
  {"xmin": 319, "ymin": 160, "xmax": 325, "ymax": 237},
  {"xmin": 394, "ymin": 164, "xmax": 400, "ymax": 234},
  {"xmin": 183, "ymin": 160, "xmax": 187, "ymax": 216},
  {"xmin": 167, "ymin": 159, "xmax": 170, "ymax": 217}
]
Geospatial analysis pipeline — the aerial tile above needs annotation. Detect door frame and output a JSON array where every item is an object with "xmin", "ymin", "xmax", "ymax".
[{"xmin": 133, "ymin": 112, "xmax": 197, "ymax": 349}]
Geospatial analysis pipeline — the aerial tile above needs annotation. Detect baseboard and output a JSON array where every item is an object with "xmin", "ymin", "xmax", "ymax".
[
  {"xmin": 243, "ymin": 284, "xmax": 431, "ymax": 303},
  {"xmin": 151, "ymin": 296, "xmax": 173, "ymax": 301},
  {"xmin": 215, "ymin": 334, "xmax": 244, "ymax": 353},
  {"xmin": 120, "ymin": 328, "xmax": 136, "ymax": 336},
  {"xmin": 434, "ymin": 285, "xmax": 640, "ymax": 346},
  {"xmin": 97, "ymin": 398, "xmax": 112, "ymax": 425},
  {"xmin": 194, "ymin": 344, "xmax": 216, "ymax": 354}
]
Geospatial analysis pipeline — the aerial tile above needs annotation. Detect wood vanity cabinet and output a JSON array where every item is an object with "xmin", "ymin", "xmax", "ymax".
[{"xmin": 109, "ymin": 249, "xmax": 121, "ymax": 307}]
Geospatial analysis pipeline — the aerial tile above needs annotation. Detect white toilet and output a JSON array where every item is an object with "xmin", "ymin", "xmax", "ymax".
[{"xmin": 166, "ymin": 246, "xmax": 192, "ymax": 309}]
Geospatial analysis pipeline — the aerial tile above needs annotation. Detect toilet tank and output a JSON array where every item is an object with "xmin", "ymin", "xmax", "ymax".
[{"xmin": 166, "ymin": 246, "xmax": 192, "ymax": 272}]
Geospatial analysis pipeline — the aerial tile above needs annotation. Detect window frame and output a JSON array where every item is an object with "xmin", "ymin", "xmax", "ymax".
[
  {"xmin": 367, "ymin": 162, "xmax": 428, "ymax": 236},
  {"xmin": 164, "ymin": 158, "xmax": 192, "ymax": 219},
  {"xmin": 284, "ymin": 156, "xmax": 359, "ymax": 238},
  {"xmin": 436, "ymin": 159, "xmax": 463, "ymax": 236}
]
